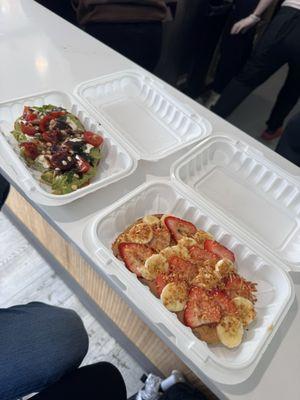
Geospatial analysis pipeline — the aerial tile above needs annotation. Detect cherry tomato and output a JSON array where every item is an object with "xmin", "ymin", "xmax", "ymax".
[
  {"xmin": 21, "ymin": 142, "xmax": 39, "ymax": 160},
  {"xmin": 49, "ymin": 111, "xmax": 66, "ymax": 118},
  {"xmin": 20, "ymin": 122, "xmax": 36, "ymax": 136},
  {"xmin": 39, "ymin": 112, "xmax": 65, "ymax": 132},
  {"xmin": 42, "ymin": 130, "xmax": 61, "ymax": 144},
  {"xmin": 83, "ymin": 131, "xmax": 103, "ymax": 147},
  {"xmin": 39, "ymin": 115, "xmax": 52, "ymax": 132},
  {"xmin": 23, "ymin": 106, "xmax": 38, "ymax": 122},
  {"xmin": 76, "ymin": 156, "xmax": 90, "ymax": 173}
]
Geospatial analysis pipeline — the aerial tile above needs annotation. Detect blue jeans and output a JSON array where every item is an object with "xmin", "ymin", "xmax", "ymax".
[{"xmin": 0, "ymin": 302, "xmax": 89, "ymax": 400}]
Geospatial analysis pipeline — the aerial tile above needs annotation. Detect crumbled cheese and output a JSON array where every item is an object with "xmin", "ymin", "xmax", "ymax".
[
  {"xmin": 25, "ymin": 134, "xmax": 36, "ymax": 141},
  {"xmin": 69, "ymin": 138, "xmax": 82, "ymax": 142},
  {"xmin": 84, "ymin": 143, "xmax": 94, "ymax": 154},
  {"xmin": 36, "ymin": 155, "xmax": 49, "ymax": 169},
  {"xmin": 62, "ymin": 160, "xmax": 67, "ymax": 166}
]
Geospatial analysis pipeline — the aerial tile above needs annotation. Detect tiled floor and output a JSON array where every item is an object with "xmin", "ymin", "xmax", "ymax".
[{"xmin": 0, "ymin": 212, "xmax": 145, "ymax": 398}]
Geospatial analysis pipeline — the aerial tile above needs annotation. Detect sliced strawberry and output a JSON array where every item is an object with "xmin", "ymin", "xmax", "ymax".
[
  {"xmin": 204, "ymin": 240, "xmax": 235, "ymax": 262},
  {"xmin": 164, "ymin": 216, "xmax": 197, "ymax": 242},
  {"xmin": 224, "ymin": 274, "xmax": 257, "ymax": 303},
  {"xmin": 189, "ymin": 246, "xmax": 219, "ymax": 263},
  {"xmin": 211, "ymin": 289, "xmax": 237, "ymax": 316},
  {"xmin": 118, "ymin": 243, "xmax": 154, "ymax": 277},
  {"xmin": 184, "ymin": 287, "xmax": 221, "ymax": 328}
]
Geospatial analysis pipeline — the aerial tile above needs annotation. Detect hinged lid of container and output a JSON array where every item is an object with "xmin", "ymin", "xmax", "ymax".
[
  {"xmin": 75, "ymin": 70, "xmax": 212, "ymax": 161},
  {"xmin": 171, "ymin": 135, "xmax": 300, "ymax": 271},
  {"xmin": 83, "ymin": 176, "xmax": 294, "ymax": 385}
]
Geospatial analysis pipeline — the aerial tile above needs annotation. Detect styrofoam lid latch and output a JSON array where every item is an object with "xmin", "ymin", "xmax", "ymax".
[{"xmin": 95, "ymin": 248, "xmax": 114, "ymax": 269}]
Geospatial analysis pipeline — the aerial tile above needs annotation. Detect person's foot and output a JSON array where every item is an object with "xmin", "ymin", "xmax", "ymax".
[{"xmin": 261, "ymin": 127, "xmax": 283, "ymax": 141}]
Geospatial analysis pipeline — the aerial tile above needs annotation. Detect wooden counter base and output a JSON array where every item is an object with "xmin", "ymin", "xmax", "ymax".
[{"xmin": 6, "ymin": 187, "xmax": 217, "ymax": 399}]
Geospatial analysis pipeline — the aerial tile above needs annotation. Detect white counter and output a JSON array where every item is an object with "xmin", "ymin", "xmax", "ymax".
[{"xmin": 1, "ymin": 1, "xmax": 300, "ymax": 399}]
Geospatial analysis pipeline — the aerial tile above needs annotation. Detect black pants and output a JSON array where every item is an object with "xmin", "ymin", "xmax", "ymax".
[
  {"xmin": 213, "ymin": 6, "xmax": 300, "ymax": 131},
  {"xmin": 213, "ymin": 0, "xmax": 259, "ymax": 93},
  {"xmin": 0, "ymin": 174, "xmax": 10, "ymax": 210},
  {"xmin": 32, "ymin": 362, "xmax": 127, "ymax": 400},
  {"xmin": 276, "ymin": 112, "xmax": 300, "ymax": 167},
  {"xmin": 86, "ymin": 22, "xmax": 163, "ymax": 72}
]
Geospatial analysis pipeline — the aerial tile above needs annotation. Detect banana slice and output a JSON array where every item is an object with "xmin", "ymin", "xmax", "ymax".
[
  {"xmin": 217, "ymin": 316, "xmax": 244, "ymax": 348},
  {"xmin": 127, "ymin": 223, "xmax": 153, "ymax": 244},
  {"xmin": 160, "ymin": 282, "xmax": 188, "ymax": 312},
  {"xmin": 233, "ymin": 297, "xmax": 256, "ymax": 326},
  {"xmin": 193, "ymin": 230, "xmax": 214, "ymax": 247},
  {"xmin": 178, "ymin": 237, "xmax": 197, "ymax": 249},
  {"xmin": 140, "ymin": 254, "xmax": 169, "ymax": 281},
  {"xmin": 215, "ymin": 258, "xmax": 236, "ymax": 278},
  {"xmin": 160, "ymin": 245, "xmax": 190, "ymax": 261},
  {"xmin": 143, "ymin": 215, "xmax": 160, "ymax": 225}
]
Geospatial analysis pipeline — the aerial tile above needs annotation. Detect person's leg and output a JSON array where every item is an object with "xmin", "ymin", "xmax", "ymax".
[
  {"xmin": 160, "ymin": 382, "xmax": 208, "ymax": 399},
  {"xmin": 0, "ymin": 174, "xmax": 10, "ymax": 210},
  {"xmin": 85, "ymin": 22, "xmax": 162, "ymax": 72},
  {"xmin": 213, "ymin": 0, "xmax": 259, "ymax": 94},
  {"xmin": 264, "ymin": 10, "xmax": 300, "ymax": 134},
  {"xmin": 276, "ymin": 112, "xmax": 300, "ymax": 167},
  {"xmin": 32, "ymin": 362, "xmax": 127, "ymax": 400},
  {"xmin": 0, "ymin": 302, "xmax": 88, "ymax": 400},
  {"xmin": 213, "ymin": 7, "xmax": 294, "ymax": 118},
  {"xmin": 265, "ymin": 65, "xmax": 300, "ymax": 132}
]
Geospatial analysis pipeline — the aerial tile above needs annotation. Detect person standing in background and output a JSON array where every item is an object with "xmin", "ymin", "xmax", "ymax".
[
  {"xmin": 202, "ymin": 0, "xmax": 260, "ymax": 109},
  {"xmin": 72, "ymin": 0, "xmax": 177, "ymax": 72},
  {"xmin": 212, "ymin": 0, "xmax": 300, "ymax": 141}
]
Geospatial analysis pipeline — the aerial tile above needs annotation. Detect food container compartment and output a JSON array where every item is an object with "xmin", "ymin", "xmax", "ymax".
[
  {"xmin": 83, "ymin": 179, "xmax": 294, "ymax": 384},
  {"xmin": 172, "ymin": 136, "xmax": 300, "ymax": 270},
  {"xmin": 0, "ymin": 91, "xmax": 136, "ymax": 206},
  {"xmin": 75, "ymin": 70, "xmax": 212, "ymax": 161}
]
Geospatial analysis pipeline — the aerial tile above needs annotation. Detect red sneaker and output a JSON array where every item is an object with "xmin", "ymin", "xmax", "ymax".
[{"xmin": 261, "ymin": 127, "xmax": 283, "ymax": 141}]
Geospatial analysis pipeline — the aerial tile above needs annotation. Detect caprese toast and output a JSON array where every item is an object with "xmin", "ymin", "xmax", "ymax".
[{"xmin": 11, "ymin": 105, "xmax": 104, "ymax": 194}]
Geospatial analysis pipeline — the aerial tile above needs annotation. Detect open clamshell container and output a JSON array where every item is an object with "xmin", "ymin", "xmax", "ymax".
[
  {"xmin": 83, "ymin": 135, "xmax": 299, "ymax": 384},
  {"xmin": 0, "ymin": 91, "xmax": 136, "ymax": 206},
  {"xmin": 0, "ymin": 71, "xmax": 211, "ymax": 205}
]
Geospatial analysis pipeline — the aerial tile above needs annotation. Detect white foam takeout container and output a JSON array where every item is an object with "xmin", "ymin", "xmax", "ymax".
[
  {"xmin": 0, "ymin": 70, "xmax": 211, "ymax": 206},
  {"xmin": 0, "ymin": 90, "xmax": 136, "ymax": 206},
  {"xmin": 83, "ymin": 135, "xmax": 300, "ymax": 385},
  {"xmin": 74, "ymin": 69, "xmax": 212, "ymax": 161}
]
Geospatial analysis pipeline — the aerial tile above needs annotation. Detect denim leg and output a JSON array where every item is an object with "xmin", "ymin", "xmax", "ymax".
[
  {"xmin": 0, "ymin": 174, "xmax": 10, "ymax": 210},
  {"xmin": 0, "ymin": 302, "xmax": 89, "ymax": 400}
]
